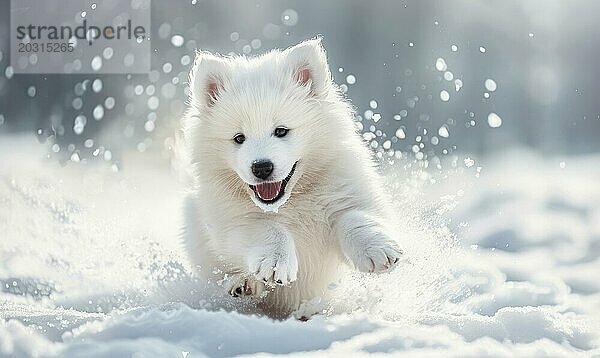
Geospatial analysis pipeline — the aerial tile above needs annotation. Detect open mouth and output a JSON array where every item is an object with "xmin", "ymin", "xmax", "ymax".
[{"xmin": 249, "ymin": 162, "xmax": 298, "ymax": 204}]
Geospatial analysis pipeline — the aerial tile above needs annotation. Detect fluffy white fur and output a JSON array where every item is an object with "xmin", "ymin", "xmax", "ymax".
[{"xmin": 181, "ymin": 38, "xmax": 403, "ymax": 319}]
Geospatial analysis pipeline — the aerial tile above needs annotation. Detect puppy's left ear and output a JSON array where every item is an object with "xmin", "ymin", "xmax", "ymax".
[{"xmin": 282, "ymin": 37, "xmax": 331, "ymax": 97}]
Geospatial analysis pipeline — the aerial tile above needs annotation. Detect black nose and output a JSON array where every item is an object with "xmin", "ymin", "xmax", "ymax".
[{"xmin": 251, "ymin": 160, "xmax": 274, "ymax": 180}]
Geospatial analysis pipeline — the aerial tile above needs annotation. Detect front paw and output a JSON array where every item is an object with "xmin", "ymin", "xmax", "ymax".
[
  {"xmin": 222, "ymin": 274, "xmax": 265, "ymax": 298},
  {"xmin": 248, "ymin": 241, "xmax": 298, "ymax": 286},
  {"xmin": 345, "ymin": 227, "xmax": 403, "ymax": 273}
]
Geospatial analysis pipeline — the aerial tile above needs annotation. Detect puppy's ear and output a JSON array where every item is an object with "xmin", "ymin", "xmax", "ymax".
[
  {"xmin": 189, "ymin": 50, "xmax": 230, "ymax": 107},
  {"xmin": 282, "ymin": 37, "xmax": 331, "ymax": 97}
]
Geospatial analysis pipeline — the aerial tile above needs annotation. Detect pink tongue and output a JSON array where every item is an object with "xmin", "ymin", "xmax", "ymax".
[{"xmin": 255, "ymin": 181, "xmax": 282, "ymax": 201}]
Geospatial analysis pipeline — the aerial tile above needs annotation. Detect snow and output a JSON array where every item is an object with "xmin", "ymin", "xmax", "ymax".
[
  {"xmin": 487, "ymin": 112, "xmax": 503, "ymax": 128},
  {"xmin": 0, "ymin": 136, "xmax": 599, "ymax": 357}
]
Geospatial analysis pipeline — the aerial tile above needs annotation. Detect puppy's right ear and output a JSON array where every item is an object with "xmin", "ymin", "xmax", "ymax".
[{"xmin": 189, "ymin": 50, "xmax": 230, "ymax": 108}]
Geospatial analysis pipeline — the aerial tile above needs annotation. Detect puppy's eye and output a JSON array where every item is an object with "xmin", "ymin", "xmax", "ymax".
[
  {"xmin": 233, "ymin": 133, "xmax": 246, "ymax": 144},
  {"xmin": 274, "ymin": 127, "xmax": 289, "ymax": 138}
]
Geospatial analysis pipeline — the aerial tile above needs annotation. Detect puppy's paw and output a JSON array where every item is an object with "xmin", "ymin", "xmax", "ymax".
[
  {"xmin": 248, "ymin": 242, "xmax": 298, "ymax": 286},
  {"xmin": 345, "ymin": 228, "xmax": 403, "ymax": 273},
  {"xmin": 293, "ymin": 298, "xmax": 326, "ymax": 321},
  {"xmin": 222, "ymin": 274, "xmax": 265, "ymax": 298}
]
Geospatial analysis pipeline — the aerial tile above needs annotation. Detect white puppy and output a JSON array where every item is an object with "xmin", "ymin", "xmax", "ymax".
[{"xmin": 181, "ymin": 37, "xmax": 403, "ymax": 319}]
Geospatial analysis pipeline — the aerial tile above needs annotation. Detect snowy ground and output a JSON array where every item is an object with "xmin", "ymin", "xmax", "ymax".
[{"xmin": 0, "ymin": 136, "xmax": 599, "ymax": 357}]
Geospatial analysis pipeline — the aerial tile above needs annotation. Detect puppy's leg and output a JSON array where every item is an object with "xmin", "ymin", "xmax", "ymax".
[
  {"xmin": 335, "ymin": 210, "xmax": 403, "ymax": 273},
  {"xmin": 247, "ymin": 223, "xmax": 298, "ymax": 286}
]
